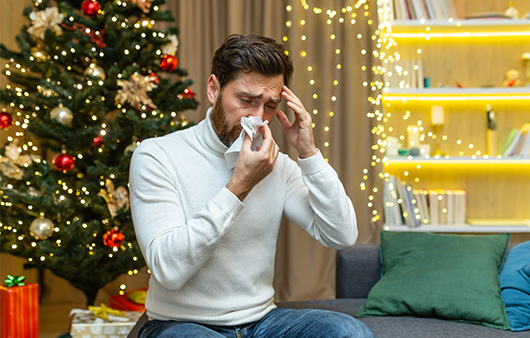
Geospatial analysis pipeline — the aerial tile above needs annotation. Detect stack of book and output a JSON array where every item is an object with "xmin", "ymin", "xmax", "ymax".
[
  {"xmin": 501, "ymin": 123, "xmax": 530, "ymax": 158},
  {"xmin": 384, "ymin": 175, "xmax": 467, "ymax": 227},
  {"xmin": 391, "ymin": 0, "xmax": 457, "ymax": 21}
]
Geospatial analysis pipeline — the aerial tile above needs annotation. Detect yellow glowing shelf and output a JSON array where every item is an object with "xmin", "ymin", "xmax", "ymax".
[
  {"xmin": 382, "ymin": 87, "xmax": 530, "ymax": 103},
  {"xmin": 381, "ymin": 19, "xmax": 530, "ymax": 39},
  {"xmin": 385, "ymin": 156, "xmax": 530, "ymax": 166},
  {"xmin": 385, "ymin": 224, "xmax": 530, "ymax": 233}
]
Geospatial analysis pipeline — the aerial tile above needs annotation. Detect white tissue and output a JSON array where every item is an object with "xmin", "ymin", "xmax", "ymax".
[{"xmin": 224, "ymin": 116, "xmax": 269, "ymax": 169}]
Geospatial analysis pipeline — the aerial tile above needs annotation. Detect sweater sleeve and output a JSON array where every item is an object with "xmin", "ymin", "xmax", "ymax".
[
  {"xmin": 129, "ymin": 140, "xmax": 244, "ymax": 291},
  {"xmin": 282, "ymin": 150, "xmax": 358, "ymax": 249}
]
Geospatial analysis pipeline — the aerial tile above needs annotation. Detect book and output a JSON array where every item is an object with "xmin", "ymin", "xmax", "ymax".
[
  {"xmin": 411, "ymin": 0, "xmax": 428, "ymax": 20},
  {"xmin": 453, "ymin": 190, "xmax": 467, "ymax": 224},
  {"xmin": 422, "ymin": 0, "xmax": 435, "ymax": 19},
  {"xmin": 445, "ymin": 190, "xmax": 454, "ymax": 225},
  {"xmin": 383, "ymin": 175, "xmax": 404, "ymax": 225},
  {"xmin": 414, "ymin": 189, "xmax": 430, "ymax": 225},
  {"xmin": 501, "ymin": 128, "xmax": 522, "ymax": 156},
  {"xmin": 427, "ymin": 189, "xmax": 440, "ymax": 225}
]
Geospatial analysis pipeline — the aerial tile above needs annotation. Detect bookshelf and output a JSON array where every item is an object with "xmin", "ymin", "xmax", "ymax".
[{"xmin": 376, "ymin": 0, "xmax": 530, "ymax": 234}]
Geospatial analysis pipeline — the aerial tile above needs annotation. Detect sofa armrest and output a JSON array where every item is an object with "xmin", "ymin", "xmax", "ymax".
[{"xmin": 336, "ymin": 244, "xmax": 381, "ymax": 299}]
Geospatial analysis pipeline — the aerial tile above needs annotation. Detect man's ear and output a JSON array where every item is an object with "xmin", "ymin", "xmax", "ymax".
[{"xmin": 207, "ymin": 74, "xmax": 220, "ymax": 104}]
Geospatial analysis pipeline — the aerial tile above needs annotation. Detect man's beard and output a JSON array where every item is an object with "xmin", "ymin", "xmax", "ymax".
[{"xmin": 210, "ymin": 93, "xmax": 241, "ymax": 147}]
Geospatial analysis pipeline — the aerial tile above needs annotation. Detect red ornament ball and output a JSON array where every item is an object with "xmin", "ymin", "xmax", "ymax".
[
  {"xmin": 93, "ymin": 135, "xmax": 104, "ymax": 147},
  {"xmin": 180, "ymin": 88, "xmax": 196, "ymax": 99},
  {"xmin": 53, "ymin": 153, "xmax": 75, "ymax": 172},
  {"xmin": 160, "ymin": 55, "xmax": 178, "ymax": 72},
  {"xmin": 103, "ymin": 228, "xmax": 125, "ymax": 248},
  {"xmin": 81, "ymin": 0, "xmax": 102, "ymax": 17},
  {"xmin": 0, "ymin": 112, "xmax": 13, "ymax": 129}
]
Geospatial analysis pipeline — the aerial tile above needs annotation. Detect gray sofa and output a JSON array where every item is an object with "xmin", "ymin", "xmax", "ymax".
[{"xmin": 128, "ymin": 244, "xmax": 529, "ymax": 337}]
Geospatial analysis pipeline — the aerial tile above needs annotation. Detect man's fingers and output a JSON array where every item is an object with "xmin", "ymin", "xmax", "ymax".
[{"xmin": 276, "ymin": 110, "xmax": 293, "ymax": 130}]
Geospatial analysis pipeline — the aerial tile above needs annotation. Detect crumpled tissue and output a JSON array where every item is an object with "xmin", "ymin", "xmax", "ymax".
[{"xmin": 224, "ymin": 116, "xmax": 268, "ymax": 169}]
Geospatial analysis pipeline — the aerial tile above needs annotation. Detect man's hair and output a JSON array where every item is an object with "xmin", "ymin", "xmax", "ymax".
[{"xmin": 212, "ymin": 34, "xmax": 293, "ymax": 89}]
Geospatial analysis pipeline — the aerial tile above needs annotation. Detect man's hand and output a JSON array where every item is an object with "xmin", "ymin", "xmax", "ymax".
[
  {"xmin": 226, "ymin": 123, "xmax": 279, "ymax": 201},
  {"xmin": 276, "ymin": 86, "xmax": 318, "ymax": 159}
]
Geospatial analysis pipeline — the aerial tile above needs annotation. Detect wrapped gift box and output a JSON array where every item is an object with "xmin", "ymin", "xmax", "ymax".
[
  {"xmin": 70, "ymin": 309, "xmax": 142, "ymax": 338},
  {"xmin": 110, "ymin": 288, "xmax": 146, "ymax": 312},
  {"xmin": 0, "ymin": 283, "xmax": 39, "ymax": 338}
]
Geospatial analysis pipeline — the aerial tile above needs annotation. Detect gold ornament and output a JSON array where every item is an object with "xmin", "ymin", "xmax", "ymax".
[
  {"xmin": 139, "ymin": 17, "xmax": 153, "ymax": 29},
  {"xmin": 84, "ymin": 63, "xmax": 106, "ymax": 80},
  {"xmin": 115, "ymin": 73, "xmax": 158, "ymax": 109},
  {"xmin": 29, "ymin": 215, "xmax": 54, "ymax": 240},
  {"xmin": 31, "ymin": 48, "xmax": 47, "ymax": 62},
  {"xmin": 50, "ymin": 104, "xmax": 74, "ymax": 126}
]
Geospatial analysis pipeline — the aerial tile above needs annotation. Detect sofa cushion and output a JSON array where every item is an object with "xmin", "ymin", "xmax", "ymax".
[
  {"xmin": 356, "ymin": 231, "xmax": 510, "ymax": 330},
  {"xmin": 500, "ymin": 240, "xmax": 530, "ymax": 331}
]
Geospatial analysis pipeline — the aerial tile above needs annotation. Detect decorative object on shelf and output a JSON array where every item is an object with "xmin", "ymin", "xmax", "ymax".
[
  {"xmin": 385, "ymin": 136, "xmax": 399, "ymax": 157},
  {"xmin": 430, "ymin": 105, "xmax": 445, "ymax": 156},
  {"xmin": 505, "ymin": 2, "xmax": 520, "ymax": 19},
  {"xmin": 522, "ymin": 53, "xmax": 530, "ymax": 87},
  {"xmin": 29, "ymin": 214, "xmax": 54, "ymax": 239},
  {"xmin": 486, "ymin": 105, "xmax": 498, "ymax": 156},
  {"xmin": 406, "ymin": 125, "xmax": 420, "ymax": 148},
  {"xmin": 0, "ymin": 277, "xmax": 39, "ymax": 338},
  {"xmin": 50, "ymin": 104, "xmax": 74, "ymax": 126},
  {"xmin": 53, "ymin": 152, "xmax": 75, "ymax": 172},
  {"xmin": 503, "ymin": 69, "xmax": 520, "ymax": 87},
  {"xmin": 0, "ymin": 111, "xmax": 13, "ymax": 129}
]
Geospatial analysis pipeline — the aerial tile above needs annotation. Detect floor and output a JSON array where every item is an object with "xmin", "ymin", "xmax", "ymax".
[{"xmin": 40, "ymin": 302, "xmax": 85, "ymax": 338}]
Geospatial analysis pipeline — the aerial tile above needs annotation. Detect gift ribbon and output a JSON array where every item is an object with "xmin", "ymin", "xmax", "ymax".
[
  {"xmin": 3, "ymin": 275, "xmax": 25, "ymax": 287},
  {"xmin": 88, "ymin": 303, "xmax": 124, "ymax": 321}
]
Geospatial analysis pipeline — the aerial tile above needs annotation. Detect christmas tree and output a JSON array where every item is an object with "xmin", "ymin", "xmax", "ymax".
[{"xmin": 0, "ymin": 0, "xmax": 198, "ymax": 305}]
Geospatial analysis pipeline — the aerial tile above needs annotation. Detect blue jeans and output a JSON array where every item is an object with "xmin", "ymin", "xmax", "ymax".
[{"xmin": 138, "ymin": 308, "xmax": 374, "ymax": 338}]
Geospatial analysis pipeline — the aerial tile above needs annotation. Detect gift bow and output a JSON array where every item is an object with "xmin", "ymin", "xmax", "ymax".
[
  {"xmin": 3, "ymin": 275, "xmax": 25, "ymax": 287},
  {"xmin": 88, "ymin": 303, "xmax": 124, "ymax": 321}
]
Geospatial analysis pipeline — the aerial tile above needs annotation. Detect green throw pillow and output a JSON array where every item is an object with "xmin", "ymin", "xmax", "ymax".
[{"xmin": 356, "ymin": 231, "xmax": 510, "ymax": 330}]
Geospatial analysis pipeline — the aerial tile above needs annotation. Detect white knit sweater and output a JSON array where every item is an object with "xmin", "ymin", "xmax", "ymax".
[{"xmin": 129, "ymin": 108, "xmax": 358, "ymax": 325}]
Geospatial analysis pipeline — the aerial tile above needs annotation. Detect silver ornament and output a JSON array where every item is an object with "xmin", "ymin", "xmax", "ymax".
[
  {"xmin": 29, "ymin": 216, "xmax": 54, "ymax": 239},
  {"xmin": 85, "ymin": 63, "xmax": 106, "ymax": 80},
  {"xmin": 50, "ymin": 104, "xmax": 74, "ymax": 126}
]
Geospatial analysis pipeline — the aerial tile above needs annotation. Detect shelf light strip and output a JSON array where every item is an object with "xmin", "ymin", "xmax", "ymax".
[
  {"xmin": 382, "ymin": 94, "xmax": 530, "ymax": 102},
  {"xmin": 384, "ymin": 31, "xmax": 530, "ymax": 38}
]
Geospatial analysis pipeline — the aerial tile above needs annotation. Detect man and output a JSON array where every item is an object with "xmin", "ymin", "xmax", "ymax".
[{"xmin": 129, "ymin": 34, "xmax": 373, "ymax": 337}]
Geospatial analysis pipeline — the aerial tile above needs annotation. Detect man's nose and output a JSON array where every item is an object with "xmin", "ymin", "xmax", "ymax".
[{"xmin": 248, "ymin": 106, "xmax": 265, "ymax": 119}]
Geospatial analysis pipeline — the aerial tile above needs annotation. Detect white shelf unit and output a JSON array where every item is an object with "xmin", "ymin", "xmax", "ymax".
[{"xmin": 376, "ymin": 0, "xmax": 530, "ymax": 234}]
